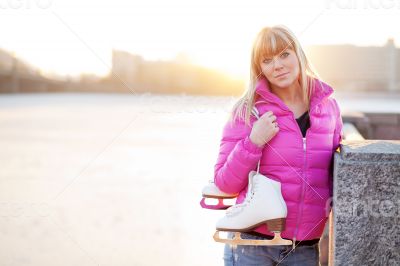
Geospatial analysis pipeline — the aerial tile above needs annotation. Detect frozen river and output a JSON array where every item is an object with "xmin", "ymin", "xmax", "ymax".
[
  {"xmin": 0, "ymin": 92, "xmax": 399, "ymax": 266},
  {"xmin": 0, "ymin": 93, "xmax": 235, "ymax": 266}
]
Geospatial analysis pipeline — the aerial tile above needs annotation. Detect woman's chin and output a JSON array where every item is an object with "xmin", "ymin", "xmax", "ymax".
[{"xmin": 272, "ymin": 78, "xmax": 294, "ymax": 88}]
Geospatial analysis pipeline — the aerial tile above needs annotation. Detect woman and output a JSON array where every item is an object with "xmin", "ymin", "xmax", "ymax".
[{"xmin": 213, "ymin": 25, "xmax": 343, "ymax": 265}]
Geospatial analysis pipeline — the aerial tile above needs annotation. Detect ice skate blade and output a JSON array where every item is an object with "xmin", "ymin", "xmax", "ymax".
[
  {"xmin": 201, "ymin": 193, "xmax": 237, "ymax": 199},
  {"xmin": 200, "ymin": 198, "xmax": 232, "ymax": 210},
  {"xmin": 213, "ymin": 231, "xmax": 293, "ymax": 246}
]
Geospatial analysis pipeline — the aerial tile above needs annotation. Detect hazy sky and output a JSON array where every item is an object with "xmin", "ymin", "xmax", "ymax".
[{"xmin": 1, "ymin": 0, "xmax": 399, "ymax": 77}]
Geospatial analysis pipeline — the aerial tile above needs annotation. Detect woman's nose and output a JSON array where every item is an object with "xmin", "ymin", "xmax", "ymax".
[{"xmin": 273, "ymin": 59, "xmax": 284, "ymax": 70}]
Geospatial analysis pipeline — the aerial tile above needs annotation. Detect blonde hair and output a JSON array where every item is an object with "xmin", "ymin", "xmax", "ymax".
[{"xmin": 230, "ymin": 25, "xmax": 320, "ymax": 126}]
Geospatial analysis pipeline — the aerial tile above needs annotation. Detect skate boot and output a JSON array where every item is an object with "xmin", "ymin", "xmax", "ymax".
[
  {"xmin": 200, "ymin": 180, "xmax": 238, "ymax": 210},
  {"xmin": 213, "ymin": 170, "xmax": 292, "ymax": 246}
]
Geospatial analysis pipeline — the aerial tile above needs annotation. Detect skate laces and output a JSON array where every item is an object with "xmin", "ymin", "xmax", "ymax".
[{"xmin": 226, "ymin": 177, "xmax": 259, "ymax": 217}]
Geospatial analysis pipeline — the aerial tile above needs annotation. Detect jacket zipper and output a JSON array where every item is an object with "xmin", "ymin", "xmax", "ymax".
[{"xmin": 291, "ymin": 115, "xmax": 309, "ymax": 251}]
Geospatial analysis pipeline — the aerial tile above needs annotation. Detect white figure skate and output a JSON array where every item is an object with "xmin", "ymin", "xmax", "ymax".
[
  {"xmin": 213, "ymin": 169, "xmax": 293, "ymax": 246},
  {"xmin": 200, "ymin": 180, "xmax": 238, "ymax": 210}
]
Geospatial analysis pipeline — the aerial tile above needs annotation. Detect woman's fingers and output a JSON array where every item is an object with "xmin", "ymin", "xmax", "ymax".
[
  {"xmin": 260, "ymin": 113, "xmax": 277, "ymax": 125},
  {"xmin": 256, "ymin": 111, "xmax": 279, "ymax": 135},
  {"xmin": 260, "ymin": 111, "xmax": 273, "ymax": 119},
  {"xmin": 250, "ymin": 110, "xmax": 280, "ymax": 146},
  {"xmin": 260, "ymin": 111, "xmax": 275, "ymax": 120}
]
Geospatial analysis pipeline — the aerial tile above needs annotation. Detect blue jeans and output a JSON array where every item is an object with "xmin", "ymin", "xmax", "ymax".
[{"xmin": 223, "ymin": 232, "xmax": 319, "ymax": 266}]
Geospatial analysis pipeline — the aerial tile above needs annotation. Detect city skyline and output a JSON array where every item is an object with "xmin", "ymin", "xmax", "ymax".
[
  {"xmin": 2, "ymin": 39, "xmax": 398, "ymax": 78},
  {"xmin": 2, "ymin": 39, "xmax": 399, "ymax": 94}
]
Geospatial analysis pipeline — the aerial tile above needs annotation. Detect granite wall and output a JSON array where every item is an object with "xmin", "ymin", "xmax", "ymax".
[{"xmin": 330, "ymin": 139, "xmax": 400, "ymax": 265}]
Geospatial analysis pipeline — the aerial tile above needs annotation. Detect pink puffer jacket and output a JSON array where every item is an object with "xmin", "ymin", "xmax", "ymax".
[{"xmin": 214, "ymin": 77, "xmax": 343, "ymax": 241}]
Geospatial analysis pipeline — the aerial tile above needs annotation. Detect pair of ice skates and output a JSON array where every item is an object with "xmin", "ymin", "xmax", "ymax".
[{"xmin": 200, "ymin": 168, "xmax": 292, "ymax": 246}]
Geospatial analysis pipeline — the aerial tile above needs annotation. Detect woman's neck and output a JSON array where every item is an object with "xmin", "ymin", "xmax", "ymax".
[{"xmin": 269, "ymin": 80, "xmax": 303, "ymax": 105}]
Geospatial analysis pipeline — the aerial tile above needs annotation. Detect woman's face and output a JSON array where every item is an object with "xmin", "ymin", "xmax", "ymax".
[{"xmin": 259, "ymin": 48, "xmax": 300, "ymax": 89}]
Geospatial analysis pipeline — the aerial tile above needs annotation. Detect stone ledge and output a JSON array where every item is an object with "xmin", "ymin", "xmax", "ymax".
[
  {"xmin": 339, "ymin": 140, "xmax": 400, "ymax": 162},
  {"xmin": 331, "ymin": 139, "xmax": 400, "ymax": 266}
]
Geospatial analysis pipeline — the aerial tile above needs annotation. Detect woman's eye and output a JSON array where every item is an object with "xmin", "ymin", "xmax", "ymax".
[
  {"xmin": 281, "ymin": 52, "xmax": 289, "ymax": 58},
  {"xmin": 263, "ymin": 59, "xmax": 272, "ymax": 64}
]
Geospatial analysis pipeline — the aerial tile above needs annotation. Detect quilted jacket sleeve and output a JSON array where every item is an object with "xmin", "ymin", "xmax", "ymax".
[
  {"xmin": 332, "ymin": 99, "xmax": 344, "ymax": 151},
  {"xmin": 329, "ymin": 98, "xmax": 344, "ymax": 200},
  {"xmin": 213, "ymin": 113, "xmax": 263, "ymax": 194}
]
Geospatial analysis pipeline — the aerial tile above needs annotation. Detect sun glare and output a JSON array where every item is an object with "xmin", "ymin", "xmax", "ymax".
[{"xmin": 0, "ymin": 0, "xmax": 398, "ymax": 78}]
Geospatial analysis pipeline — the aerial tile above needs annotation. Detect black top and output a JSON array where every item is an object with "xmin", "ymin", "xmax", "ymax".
[{"xmin": 295, "ymin": 111, "xmax": 310, "ymax": 137}]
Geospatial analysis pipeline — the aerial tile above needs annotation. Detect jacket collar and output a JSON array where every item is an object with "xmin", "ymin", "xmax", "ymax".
[{"xmin": 255, "ymin": 77, "xmax": 333, "ymax": 112}]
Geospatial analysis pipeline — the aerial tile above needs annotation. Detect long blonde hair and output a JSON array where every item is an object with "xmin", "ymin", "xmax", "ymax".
[{"xmin": 230, "ymin": 25, "xmax": 320, "ymax": 126}]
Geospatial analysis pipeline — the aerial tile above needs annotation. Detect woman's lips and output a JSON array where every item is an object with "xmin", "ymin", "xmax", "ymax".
[{"xmin": 275, "ymin": 72, "xmax": 289, "ymax": 78}]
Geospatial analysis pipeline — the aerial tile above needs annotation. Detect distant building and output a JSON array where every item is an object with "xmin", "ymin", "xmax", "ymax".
[
  {"xmin": 0, "ymin": 49, "xmax": 14, "ymax": 73},
  {"xmin": 111, "ymin": 50, "xmax": 143, "ymax": 89},
  {"xmin": 0, "ymin": 48, "xmax": 41, "ymax": 76},
  {"xmin": 110, "ymin": 49, "xmax": 244, "ymax": 95},
  {"xmin": 0, "ymin": 49, "xmax": 67, "ymax": 93},
  {"xmin": 305, "ymin": 39, "xmax": 399, "ymax": 92}
]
